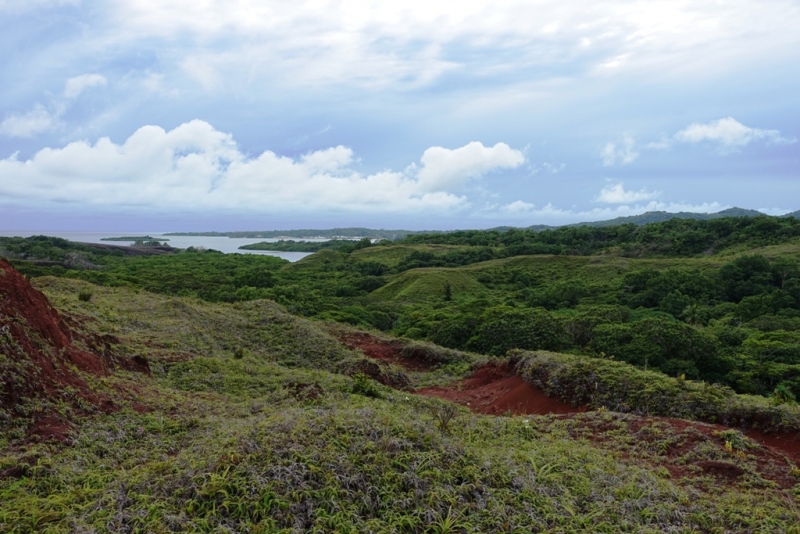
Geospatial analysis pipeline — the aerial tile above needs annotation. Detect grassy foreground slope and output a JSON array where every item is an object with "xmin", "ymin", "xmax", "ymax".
[{"xmin": 2, "ymin": 277, "xmax": 800, "ymax": 533}]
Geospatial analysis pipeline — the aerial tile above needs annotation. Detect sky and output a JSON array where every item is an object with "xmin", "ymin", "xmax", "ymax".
[{"xmin": 0, "ymin": 0, "xmax": 798, "ymax": 232}]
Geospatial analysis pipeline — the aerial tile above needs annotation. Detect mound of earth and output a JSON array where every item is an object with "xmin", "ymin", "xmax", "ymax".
[
  {"xmin": 0, "ymin": 259, "xmax": 148, "ymax": 440},
  {"xmin": 338, "ymin": 358, "xmax": 412, "ymax": 390},
  {"xmin": 336, "ymin": 329, "xmax": 588, "ymax": 415}
]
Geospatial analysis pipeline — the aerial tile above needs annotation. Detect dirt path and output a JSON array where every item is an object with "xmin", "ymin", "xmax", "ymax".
[
  {"xmin": 416, "ymin": 361, "xmax": 587, "ymax": 416},
  {"xmin": 336, "ymin": 331, "xmax": 433, "ymax": 371}
]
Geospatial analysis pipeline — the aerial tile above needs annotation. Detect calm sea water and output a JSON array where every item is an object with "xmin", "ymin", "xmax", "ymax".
[{"xmin": 0, "ymin": 231, "xmax": 314, "ymax": 262}]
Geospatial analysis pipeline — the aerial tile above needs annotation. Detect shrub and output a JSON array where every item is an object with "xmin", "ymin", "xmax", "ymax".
[
  {"xmin": 467, "ymin": 306, "xmax": 566, "ymax": 356},
  {"xmin": 772, "ymin": 382, "xmax": 797, "ymax": 405},
  {"xmin": 513, "ymin": 349, "xmax": 800, "ymax": 433},
  {"xmin": 351, "ymin": 373, "xmax": 382, "ymax": 398},
  {"xmin": 429, "ymin": 402, "xmax": 459, "ymax": 435},
  {"xmin": 78, "ymin": 290, "xmax": 93, "ymax": 302}
]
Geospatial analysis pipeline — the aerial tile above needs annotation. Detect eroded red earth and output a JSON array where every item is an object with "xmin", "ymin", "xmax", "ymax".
[
  {"xmin": 339, "ymin": 328, "xmax": 800, "ymax": 488},
  {"xmin": 0, "ymin": 259, "xmax": 149, "ymax": 441},
  {"xmin": 335, "ymin": 331, "xmax": 433, "ymax": 372},
  {"xmin": 417, "ymin": 361, "xmax": 587, "ymax": 416}
]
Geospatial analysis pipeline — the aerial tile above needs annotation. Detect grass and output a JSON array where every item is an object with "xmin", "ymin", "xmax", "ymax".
[
  {"xmin": 369, "ymin": 269, "xmax": 488, "ymax": 303},
  {"xmin": 4, "ymin": 388, "xmax": 800, "ymax": 532},
  {"xmin": 2, "ymin": 278, "xmax": 800, "ymax": 532},
  {"xmin": 34, "ymin": 276, "xmax": 360, "ymax": 373}
]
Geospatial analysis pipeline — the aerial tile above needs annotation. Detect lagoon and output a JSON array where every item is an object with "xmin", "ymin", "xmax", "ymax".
[{"xmin": 0, "ymin": 231, "xmax": 314, "ymax": 262}]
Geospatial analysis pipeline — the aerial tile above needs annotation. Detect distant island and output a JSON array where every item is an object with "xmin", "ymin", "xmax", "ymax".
[
  {"xmin": 170, "ymin": 208, "xmax": 800, "ymax": 240},
  {"xmin": 165, "ymin": 227, "xmax": 422, "ymax": 240},
  {"xmin": 559, "ymin": 207, "xmax": 774, "ymax": 228},
  {"xmin": 239, "ymin": 239, "xmax": 358, "ymax": 252},
  {"xmin": 101, "ymin": 236, "xmax": 170, "ymax": 242},
  {"xmin": 515, "ymin": 207, "xmax": 790, "ymax": 232}
]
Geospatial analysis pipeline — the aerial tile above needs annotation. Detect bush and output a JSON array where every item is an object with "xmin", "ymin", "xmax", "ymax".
[
  {"xmin": 78, "ymin": 290, "xmax": 93, "ymax": 302},
  {"xmin": 467, "ymin": 306, "xmax": 566, "ymax": 356},
  {"xmin": 351, "ymin": 373, "xmax": 382, "ymax": 398},
  {"xmin": 513, "ymin": 349, "xmax": 800, "ymax": 432}
]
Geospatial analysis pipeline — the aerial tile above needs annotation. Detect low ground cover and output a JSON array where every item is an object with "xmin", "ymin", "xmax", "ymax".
[{"xmin": 2, "ymin": 274, "xmax": 799, "ymax": 532}]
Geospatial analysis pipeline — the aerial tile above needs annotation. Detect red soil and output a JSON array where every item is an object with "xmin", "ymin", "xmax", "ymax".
[
  {"xmin": 0, "ymin": 259, "xmax": 149, "ymax": 440},
  {"xmin": 417, "ymin": 361, "xmax": 587, "ymax": 416},
  {"xmin": 334, "ymin": 330, "xmax": 586, "ymax": 416},
  {"xmin": 338, "ymin": 328, "xmax": 800, "ymax": 476},
  {"xmin": 746, "ymin": 429, "xmax": 800, "ymax": 466},
  {"xmin": 334, "ymin": 331, "xmax": 433, "ymax": 371}
]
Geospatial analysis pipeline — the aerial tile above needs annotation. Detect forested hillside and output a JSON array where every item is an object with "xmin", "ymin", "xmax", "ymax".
[{"xmin": 5, "ymin": 215, "xmax": 800, "ymax": 401}]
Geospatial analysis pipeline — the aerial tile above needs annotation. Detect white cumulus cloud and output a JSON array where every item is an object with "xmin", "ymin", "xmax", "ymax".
[
  {"xmin": 596, "ymin": 182, "xmax": 660, "ymax": 204},
  {"xmin": 416, "ymin": 141, "xmax": 525, "ymax": 192},
  {"xmin": 0, "ymin": 120, "xmax": 524, "ymax": 215},
  {"xmin": 674, "ymin": 117, "xmax": 794, "ymax": 148},
  {"xmin": 601, "ymin": 135, "xmax": 638, "ymax": 166},
  {"xmin": 0, "ymin": 104, "xmax": 59, "ymax": 137},
  {"xmin": 501, "ymin": 200, "xmax": 536, "ymax": 213},
  {"xmin": 64, "ymin": 74, "xmax": 108, "ymax": 99}
]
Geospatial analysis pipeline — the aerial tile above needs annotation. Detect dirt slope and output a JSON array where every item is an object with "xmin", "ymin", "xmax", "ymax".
[
  {"xmin": 0, "ymin": 259, "xmax": 148, "ymax": 439},
  {"xmin": 340, "ymin": 329, "xmax": 800, "ymax": 484}
]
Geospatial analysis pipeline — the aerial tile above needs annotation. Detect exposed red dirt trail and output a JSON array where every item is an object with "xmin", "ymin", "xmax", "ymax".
[
  {"xmin": 339, "ymin": 329, "xmax": 800, "ymax": 475},
  {"xmin": 335, "ymin": 331, "xmax": 433, "ymax": 371},
  {"xmin": 335, "ymin": 330, "xmax": 586, "ymax": 416},
  {"xmin": 746, "ymin": 429, "xmax": 800, "ymax": 465},
  {"xmin": 417, "ymin": 361, "xmax": 587, "ymax": 416}
]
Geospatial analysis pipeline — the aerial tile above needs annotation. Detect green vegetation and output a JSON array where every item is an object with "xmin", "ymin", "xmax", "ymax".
[
  {"xmin": 557, "ymin": 206, "xmax": 766, "ymax": 228},
  {"xmin": 7, "ymin": 216, "xmax": 800, "ymax": 401},
  {"xmin": 240, "ymin": 239, "xmax": 372, "ymax": 253},
  {"xmin": 399, "ymin": 215, "xmax": 800, "ymax": 258},
  {"xmin": 100, "ymin": 235, "xmax": 170, "ymax": 242},
  {"xmin": 2, "ymin": 278, "xmax": 799, "ymax": 532},
  {"xmin": 0, "ymin": 235, "xmax": 122, "ymax": 269},
  {"xmin": 515, "ymin": 350, "xmax": 800, "ymax": 432}
]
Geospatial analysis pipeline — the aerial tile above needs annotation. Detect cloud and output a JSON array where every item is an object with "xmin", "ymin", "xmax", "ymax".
[
  {"xmin": 0, "ymin": 0, "xmax": 76, "ymax": 13},
  {"xmin": 614, "ymin": 117, "xmax": 793, "ymax": 164},
  {"xmin": 487, "ymin": 200, "xmax": 728, "ymax": 223},
  {"xmin": 1, "ymin": 73, "xmax": 108, "ymax": 138},
  {"xmin": 501, "ymin": 200, "xmax": 536, "ymax": 213},
  {"xmin": 601, "ymin": 135, "xmax": 638, "ymax": 166},
  {"xmin": 64, "ymin": 74, "xmax": 107, "ymax": 99},
  {"xmin": 0, "ymin": 120, "xmax": 524, "ymax": 215},
  {"xmin": 0, "ymin": 104, "xmax": 59, "ymax": 137},
  {"xmin": 673, "ymin": 117, "xmax": 794, "ymax": 148},
  {"xmin": 596, "ymin": 182, "xmax": 660, "ymax": 204},
  {"xmin": 87, "ymin": 0, "xmax": 800, "ymax": 93},
  {"xmin": 180, "ymin": 57, "xmax": 219, "ymax": 90},
  {"xmin": 416, "ymin": 142, "xmax": 525, "ymax": 192},
  {"xmin": 531, "ymin": 162, "xmax": 565, "ymax": 175}
]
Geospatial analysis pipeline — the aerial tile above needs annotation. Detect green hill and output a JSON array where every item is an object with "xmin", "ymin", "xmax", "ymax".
[
  {"xmin": 559, "ymin": 207, "xmax": 767, "ymax": 228},
  {"xmin": 2, "ymin": 264, "xmax": 799, "ymax": 532}
]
